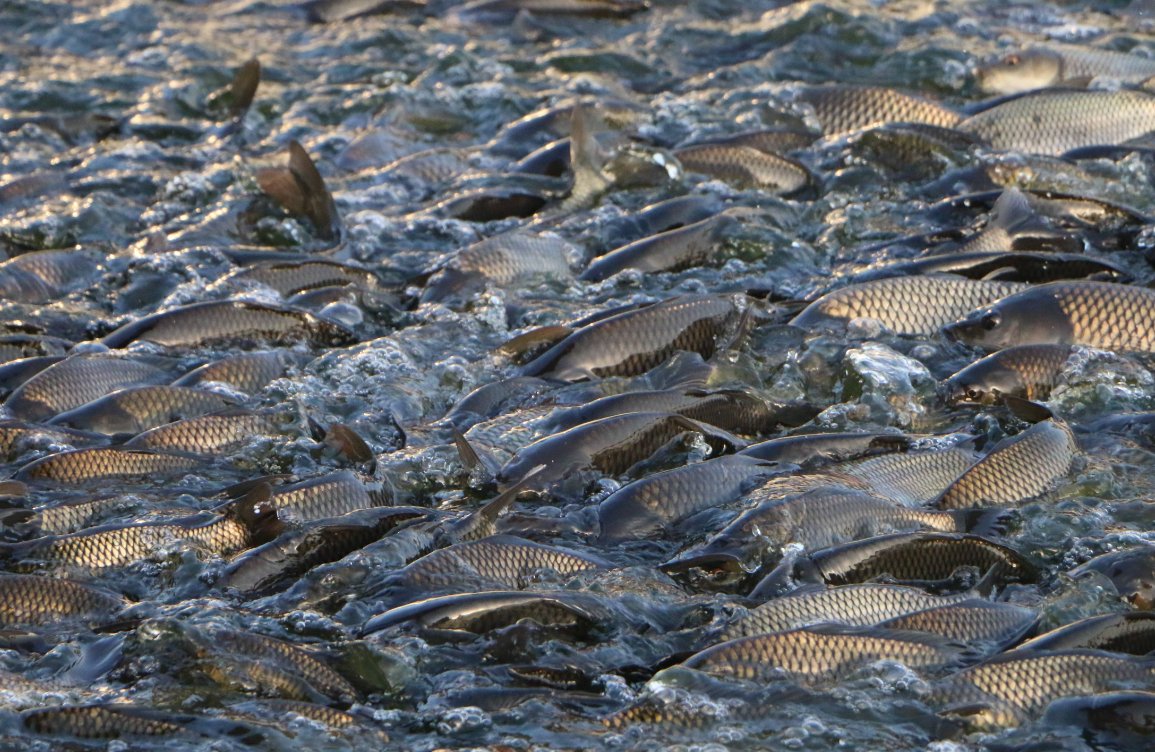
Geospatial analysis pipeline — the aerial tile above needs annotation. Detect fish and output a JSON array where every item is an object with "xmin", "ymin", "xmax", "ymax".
[
  {"xmin": 453, "ymin": 0, "xmax": 648, "ymax": 23},
  {"xmin": 496, "ymin": 411, "xmax": 744, "ymax": 488},
  {"xmin": 5, "ymin": 355, "xmax": 170, "ymax": 422},
  {"xmin": 1071, "ymin": 546, "xmax": 1155, "ymax": 608},
  {"xmin": 943, "ymin": 344, "xmax": 1075, "ymax": 405},
  {"xmin": 858, "ymin": 252, "xmax": 1123, "ymax": 285},
  {"xmin": 719, "ymin": 583, "xmax": 986, "ymax": 641},
  {"xmin": 14, "ymin": 448, "xmax": 202, "ymax": 485},
  {"xmin": 795, "ymin": 85, "xmax": 961, "ymax": 137},
  {"xmin": 580, "ymin": 213, "xmax": 737, "ymax": 282},
  {"xmin": 930, "ymin": 649, "xmax": 1155, "ymax": 724},
  {"xmin": 225, "ymin": 58, "xmax": 260, "ymax": 122},
  {"xmin": 1041, "ymin": 690, "xmax": 1155, "ymax": 741},
  {"xmin": 422, "ymin": 232, "xmax": 576, "ymax": 302},
  {"xmin": 876, "ymin": 601, "xmax": 1037, "ymax": 648},
  {"xmin": 521, "ymin": 294, "xmax": 744, "ymax": 380},
  {"xmin": 929, "ymin": 186, "xmax": 1077, "ymax": 257},
  {"xmin": 932, "ymin": 419, "xmax": 1076, "ymax": 509},
  {"xmin": 0, "ymin": 574, "xmax": 124, "ymax": 627},
  {"xmin": 539, "ymin": 388, "xmax": 819, "ymax": 436},
  {"xmin": 837, "ymin": 446, "xmax": 979, "ymax": 507},
  {"xmin": 227, "ymin": 699, "xmax": 367, "ymax": 730},
  {"xmin": 300, "ymin": 0, "xmax": 425, "ymax": 23},
  {"xmin": 22, "ymin": 705, "xmax": 191, "ymax": 738},
  {"xmin": 0, "ymin": 250, "xmax": 98, "ymax": 304},
  {"xmin": 225, "ymin": 260, "xmax": 379, "ymax": 297},
  {"xmin": 101, "ymin": 300, "xmax": 355, "ymax": 349},
  {"xmin": 171, "ymin": 352, "xmax": 287, "ymax": 394},
  {"xmin": 46, "ymin": 385, "xmax": 234, "ymax": 437},
  {"xmin": 0, "ymin": 356, "xmax": 65, "ymax": 399},
  {"xmin": 738, "ymin": 432, "xmax": 909, "ymax": 467},
  {"xmin": 220, "ymin": 506, "xmax": 429, "ymax": 598},
  {"xmin": 791, "ymin": 277, "xmax": 1027, "ymax": 335},
  {"xmin": 977, "ymin": 45, "xmax": 1155, "ymax": 95},
  {"xmin": 0, "ymin": 419, "xmax": 108, "ymax": 460},
  {"xmin": 0, "ymin": 485, "xmax": 274, "ymax": 571},
  {"xmin": 255, "ymin": 140, "xmax": 340, "ymax": 241},
  {"xmin": 681, "ymin": 624, "xmax": 968, "ymax": 685},
  {"xmin": 1017, "ymin": 612, "xmax": 1155, "ymax": 655},
  {"xmin": 943, "ymin": 281, "xmax": 1155, "ymax": 352},
  {"xmin": 209, "ymin": 629, "xmax": 359, "ymax": 703},
  {"xmin": 622, "ymin": 194, "xmax": 726, "ymax": 237},
  {"xmin": 672, "ymin": 145, "xmax": 812, "ymax": 193},
  {"xmin": 666, "ymin": 487, "xmax": 1005, "ymax": 573},
  {"xmin": 597, "ymin": 455, "xmax": 784, "ymax": 543},
  {"xmin": 11, "ymin": 492, "xmax": 155, "ymax": 535},
  {"xmin": 443, "ymin": 377, "xmax": 560, "ymax": 430},
  {"xmin": 803, "ymin": 532, "xmax": 1038, "ymax": 587},
  {"xmin": 361, "ymin": 591, "xmax": 597, "ymax": 636},
  {"xmin": 122, "ymin": 408, "xmax": 284, "ymax": 455},
  {"xmin": 381, "ymin": 534, "xmax": 609, "ymax": 593},
  {"xmin": 957, "ymin": 89, "xmax": 1155, "ymax": 155},
  {"xmin": 237, "ymin": 469, "xmax": 390, "ymax": 522}
]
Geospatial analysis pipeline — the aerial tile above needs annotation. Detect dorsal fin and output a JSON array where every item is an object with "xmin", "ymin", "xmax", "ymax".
[{"xmin": 229, "ymin": 59, "xmax": 260, "ymax": 121}]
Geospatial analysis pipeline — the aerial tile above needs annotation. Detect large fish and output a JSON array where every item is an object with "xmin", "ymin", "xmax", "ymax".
[
  {"xmin": 1017, "ymin": 612, "xmax": 1155, "ymax": 655},
  {"xmin": 791, "ymin": 277, "xmax": 1027, "ymax": 335},
  {"xmin": 171, "ymin": 352, "xmax": 286, "ymax": 394},
  {"xmin": 580, "ymin": 214, "xmax": 737, "ymax": 282},
  {"xmin": 837, "ymin": 446, "xmax": 979, "ymax": 507},
  {"xmin": 672, "ymin": 145, "xmax": 811, "ymax": 193},
  {"xmin": 977, "ymin": 46, "xmax": 1155, "ymax": 95},
  {"xmin": 944, "ymin": 281, "xmax": 1155, "ymax": 352},
  {"xmin": 5, "ymin": 355, "xmax": 170, "ymax": 422},
  {"xmin": 361, "ymin": 591, "xmax": 598, "ymax": 636},
  {"xmin": 1071, "ymin": 546, "xmax": 1155, "ymax": 608},
  {"xmin": 876, "ymin": 600, "xmax": 1037, "ymax": 648},
  {"xmin": 14, "ymin": 448, "xmax": 202, "ymax": 485},
  {"xmin": 47, "ymin": 385, "xmax": 234, "ymax": 437},
  {"xmin": 122, "ymin": 409, "xmax": 285, "ymax": 455},
  {"xmin": 943, "ymin": 345, "xmax": 1075, "ymax": 404},
  {"xmin": 0, "ymin": 574, "xmax": 123, "ymax": 627},
  {"xmin": 738, "ymin": 432, "xmax": 909, "ymax": 467},
  {"xmin": 422, "ymin": 232, "xmax": 576, "ymax": 302},
  {"xmin": 796, "ymin": 86, "xmax": 960, "ymax": 136}
]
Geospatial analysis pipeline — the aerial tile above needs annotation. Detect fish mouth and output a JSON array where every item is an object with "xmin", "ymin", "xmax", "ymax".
[{"xmin": 658, "ymin": 551, "xmax": 751, "ymax": 575}]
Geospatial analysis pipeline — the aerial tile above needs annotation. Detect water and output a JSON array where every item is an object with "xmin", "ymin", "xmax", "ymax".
[{"xmin": 3, "ymin": 0, "xmax": 1155, "ymax": 749}]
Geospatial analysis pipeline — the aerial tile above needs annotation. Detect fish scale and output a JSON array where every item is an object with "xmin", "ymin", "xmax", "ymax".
[
  {"xmin": 684, "ymin": 626, "xmax": 964, "ymax": 684},
  {"xmin": 931, "ymin": 650, "xmax": 1155, "ymax": 718},
  {"xmin": 809, "ymin": 533, "xmax": 1036, "ymax": 585},
  {"xmin": 934, "ymin": 420, "xmax": 1075, "ymax": 509},
  {"xmin": 270, "ymin": 470, "xmax": 385, "ymax": 521},
  {"xmin": 23, "ymin": 706, "xmax": 186, "ymax": 737},
  {"xmin": 15, "ymin": 448, "xmax": 200, "ymax": 484},
  {"xmin": 212, "ymin": 630, "xmax": 358, "ymax": 702},
  {"xmin": 877, "ymin": 601, "xmax": 1037, "ymax": 646},
  {"xmin": 5, "ymin": 356, "xmax": 170, "ymax": 422},
  {"xmin": 673, "ymin": 145, "xmax": 810, "ymax": 191},
  {"xmin": 392, "ymin": 535, "xmax": 606, "ymax": 589},
  {"xmin": 721, "ymin": 584, "xmax": 978, "ymax": 640},
  {"xmin": 945, "ymin": 345, "xmax": 1075, "ymax": 404},
  {"xmin": 172, "ymin": 352, "xmax": 285, "ymax": 394},
  {"xmin": 48, "ymin": 385, "xmax": 233, "ymax": 436},
  {"xmin": 0, "ymin": 574, "xmax": 123, "ymax": 626},
  {"xmin": 797, "ymin": 86, "xmax": 961, "ymax": 136},
  {"xmin": 958, "ymin": 90, "xmax": 1155, "ymax": 155},
  {"xmin": 839, "ymin": 447, "xmax": 978, "ymax": 507},
  {"xmin": 124, "ymin": 410, "xmax": 282, "ymax": 454},
  {"xmin": 791, "ymin": 277, "xmax": 1027, "ymax": 335}
]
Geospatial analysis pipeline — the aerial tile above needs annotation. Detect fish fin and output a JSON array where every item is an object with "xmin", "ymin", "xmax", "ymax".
[
  {"xmin": 287, "ymin": 140, "xmax": 340, "ymax": 241},
  {"xmin": 1000, "ymin": 394, "xmax": 1055, "ymax": 424},
  {"xmin": 257, "ymin": 167, "xmax": 307, "ymax": 214},
  {"xmin": 476, "ymin": 468, "xmax": 537, "ymax": 524},
  {"xmin": 453, "ymin": 426, "xmax": 483, "ymax": 470},
  {"xmin": 559, "ymin": 104, "xmax": 612, "ymax": 212},
  {"xmin": 0, "ymin": 480, "xmax": 28, "ymax": 498},
  {"xmin": 968, "ymin": 564, "xmax": 1002, "ymax": 599},
  {"xmin": 722, "ymin": 304, "xmax": 755, "ymax": 352},
  {"xmin": 978, "ymin": 266, "xmax": 1019, "ymax": 282},
  {"xmin": 222, "ymin": 474, "xmax": 293, "ymax": 499},
  {"xmin": 498, "ymin": 325, "xmax": 574, "ymax": 358},
  {"xmin": 987, "ymin": 187, "xmax": 1034, "ymax": 230},
  {"xmin": 324, "ymin": 422, "xmax": 377, "ymax": 472},
  {"xmin": 387, "ymin": 410, "xmax": 408, "ymax": 450},
  {"xmin": 958, "ymin": 507, "xmax": 1016, "ymax": 537},
  {"xmin": 60, "ymin": 634, "xmax": 124, "ymax": 686},
  {"xmin": 229, "ymin": 58, "xmax": 260, "ymax": 121}
]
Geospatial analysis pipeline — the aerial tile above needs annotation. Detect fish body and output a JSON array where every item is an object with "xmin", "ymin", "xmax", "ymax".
[
  {"xmin": 123, "ymin": 409, "xmax": 283, "ymax": 455},
  {"xmin": 791, "ymin": 277, "xmax": 1027, "ymax": 335},
  {"xmin": 423, "ymin": 232, "xmax": 576, "ymax": 302},
  {"xmin": 522, "ymin": 294, "xmax": 741, "ymax": 381},
  {"xmin": 0, "ymin": 250, "xmax": 97, "ymax": 303},
  {"xmin": 958, "ymin": 89, "xmax": 1155, "ymax": 155},
  {"xmin": 580, "ymin": 214, "xmax": 735, "ymax": 282},
  {"xmin": 101, "ymin": 300, "xmax": 354, "ymax": 349},
  {"xmin": 14, "ymin": 448, "xmax": 200, "ymax": 484},
  {"xmin": 944, "ymin": 281, "xmax": 1155, "ymax": 352},
  {"xmin": 977, "ymin": 46, "xmax": 1155, "ymax": 95},
  {"xmin": 684, "ymin": 624, "xmax": 965, "ymax": 684},
  {"xmin": 362, "ymin": 591, "xmax": 595, "ymax": 635},
  {"xmin": 47, "ymin": 385, "xmax": 233, "ymax": 436},
  {"xmin": 797, "ymin": 86, "xmax": 960, "ymax": 136},
  {"xmin": 23, "ymin": 705, "xmax": 189, "ymax": 738},
  {"xmin": 933, "ymin": 419, "xmax": 1076, "ymax": 509},
  {"xmin": 672, "ymin": 145, "xmax": 810, "ymax": 193},
  {"xmin": 5, "ymin": 355, "xmax": 170, "ymax": 422},
  {"xmin": 877, "ymin": 600, "xmax": 1037, "ymax": 647},
  {"xmin": 839, "ymin": 447, "xmax": 979, "ymax": 507},
  {"xmin": 738, "ymin": 432, "xmax": 908, "ymax": 467},
  {"xmin": 444, "ymin": 377, "xmax": 558, "ymax": 430},
  {"xmin": 0, "ymin": 574, "xmax": 123, "ymax": 626},
  {"xmin": 944, "ymin": 345, "xmax": 1075, "ymax": 404},
  {"xmin": 171, "ymin": 352, "xmax": 286, "ymax": 394},
  {"xmin": 227, "ymin": 260, "xmax": 378, "ymax": 297},
  {"xmin": 1018, "ymin": 612, "xmax": 1155, "ymax": 655},
  {"xmin": 267, "ymin": 469, "xmax": 388, "ymax": 521},
  {"xmin": 1071, "ymin": 546, "xmax": 1155, "ymax": 608},
  {"xmin": 211, "ymin": 629, "xmax": 358, "ymax": 702}
]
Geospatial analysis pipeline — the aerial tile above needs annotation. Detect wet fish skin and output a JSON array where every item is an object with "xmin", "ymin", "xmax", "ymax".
[
  {"xmin": 683, "ymin": 624, "xmax": 967, "ymax": 684},
  {"xmin": 861, "ymin": 252, "xmax": 1122, "ymax": 285},
  {"xmin": 454, "ymin": 0, "xmax": 648, "ymax": 22},
  {"xmin": 672, "ymin": 145, "xmax": 811, "ymax": 193},
  {"xmin": 123, "ymin": 408, "xmax": 283, "ymax": 455},
  {"xmin": 838, "ymin": 446, "xmax": 979, "ymax": 507},
  {"xmin": 5, "ymin": 355, "xmax": 170, "ymax": 422},
  {"xmin": 443, "ymin": 376, "xmax": 559, "ymax": 430},
  {"xmin": 0, "ymin": 355, "xmax": 64, "ymax": 399},
  {"xmin": 0, "ymin": 419, "xmax": 108, "ymax": 460},
  {"xmin": 14, "ymin": 448, "xmax": 201, "ymax": 485},
  {"xmin": 361, "ymin": 591, "xmax": 596, "ymax": 636},
  {"xmin": 263, "ymin": 469, "xmax": 390, "ymax": 521},
  {"xmin": 226, "ymin": 260, "xmax": 378, "ymax": 297},
  {"xmin": 930, "ymin": 649, "xmax": 1155, "ymax": 722},
  {"xmin": 422, "ymin": 232, "xmax": 576, "ymax": 303},
  {"xmin": 933, "ymin": 419, "xmax": 1076, "ymax": 510},
  {"xmin": 0, "ymin": 574, "xmax": 123, "ymax": 627},
  {"xmin": 977, "ymin": 46, "xmax": 1155, "ymax": 95},
  {"xmin": 796, "ymin": 85, "xmax": 961, "ymax": 137},
  {"xmin": 47, "ymin": 385, "xmax": 234, "ymax": 436},
  {"xmin": 23, "ymin": 705, "xmax": 189, "ymax": 738},
  {"xmin": 386, "ymin": 534, "xmax": 608, "ymax": 593},
  {"xmin": 597, "ymin": 454, "xmax": 782, "ymax": 543},
  {"xmin": 1071, "ymin": 546, "xmax": 1155, "ymax": 609},
  {"xmin": 877, "ymin": 601, "xmax": 1038, "ymax": 648},
  {"xmin": 211, "ymin": 629, "xmax": 359, "ymax": 702},
  {"xmin": 580, "ymin": 214, "xmax": 736, "ymax": 282},
  {"xmin": 944, "ymin": 345, "xmax": 1075, "ymax": 405},
  {"xmin": 720, "ymin": 584, "xmax": 982, "ymax": 641},
  {"xmin": 944, "ymin": 281, "xmax": 1155, "ymax": 352},
  {"xmin": 805, "ymin": 532, "xmax": 1038, "ymax": 587},
  {"xmin": 791, "ymin": 277, "xmax": 1027, "ymax": 335},
  {"xmin": 0, "ymin": 250, "xmax": 98, "ymax": 304},
  {"xmin": 172, "ymin": 352, "xmax": 286, "ymax": 394},
  {"xmin": 521, "ymin": 294, "xmax": 742, "ymax": 381},
  {"xmin": 496, "ymin": 411, "xmax": 744, "ymax": 487},
  {"xmin": 1017, "ymin": 612, "xmax": 1155, "ymax": 655},
  {"xmin": 738, "ymin": 432, "xmax": 909, "ymax": 468},
  {"xmin": 101, "ymin": 300, "xmax": 355, "ymax": 349},
  {"xmin": 1041, "ymin": 690, "xmax": 1155, "ymax": 739},
  {"xmin": 957, "ymin": 89, "xmax": 1155, "ymax": 155}
]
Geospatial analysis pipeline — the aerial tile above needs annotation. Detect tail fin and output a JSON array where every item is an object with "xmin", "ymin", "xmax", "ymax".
[
  {"xmin": 557, "ymin": 104, "xmax": 612, "ymax": 213},
  {"xmin": 969, "ymin": 564, "xmax": 1002, "ymax": 599},
  {"xmin": 324, "ymin": 422, "xmax": 376, "ymax": 473},
  {"xmin": 1001, "ymin": 394, "xmax": 1055, "ymax": 424},
  {"xmin": 445, "ymin": 468, "xmax": 539, "ymax": 543},
  {"xmin": 287, "ymin": 140, "xmax": 340, "ymax": 242},
  {"xmin": 957, "ymin": 508, "xmax": 1016, "ymax": 538}
]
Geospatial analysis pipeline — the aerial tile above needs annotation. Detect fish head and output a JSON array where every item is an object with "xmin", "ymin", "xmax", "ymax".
[
  {"xmin": 942, "ymin": 368, "xmax": 1018, "ymax": 406},
  {"xmin": 975, "ymin": 49, "xmax": 1062, "ymax": 95},
  {"xmin": 942, "ymin": 292, "xmax": 1072, "ymax": 350}
]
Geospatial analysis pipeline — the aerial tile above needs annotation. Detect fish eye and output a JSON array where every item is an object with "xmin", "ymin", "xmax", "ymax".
[
  {"xmin": 1005, "ymin": 55, "xmax": 1019, "ymax": 66},
  {"xmin": 981, "ymin": 312, "xmax": 1001, "ymax": 331},
  {"xmin": 966, "ymin": 388, "xmax": 981, "ymax": 400}
]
